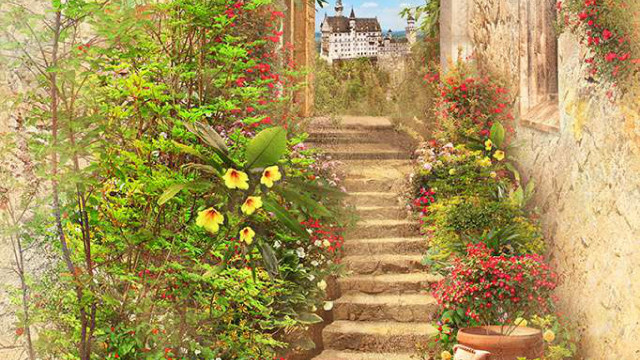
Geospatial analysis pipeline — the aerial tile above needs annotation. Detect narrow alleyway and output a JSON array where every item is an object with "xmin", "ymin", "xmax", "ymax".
[{"xmin": 308, "ymin": 116, "xmax": 439, "ymax": 359}]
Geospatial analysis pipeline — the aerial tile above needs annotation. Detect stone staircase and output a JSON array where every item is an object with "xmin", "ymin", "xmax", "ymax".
[{"xmin": 307, "ymin": 116, "xmax": 439, "ymax": 360}]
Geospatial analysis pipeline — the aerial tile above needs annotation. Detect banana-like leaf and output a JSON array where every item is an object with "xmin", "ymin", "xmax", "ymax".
[
  {"xmin": 258, "ymin": 240, "xmax": 279, "ymax": 278},
  {"xmin": 171, "ymin": 140, "xmax": 207, "ymax": 160},
  {"xmin": 490, "ymin": 121, "xmax": 506, "ymax": 148},
  {"xmin": 184, "ymin": 121, "xmax": 228, "ymax": 152},
  {"xmin": 275, "ymin": 186, "xmax": 332, "ymax": 217},
  {"xmin": 183, "ymin": 163, "xmax": 222, "ymax": 175},
  {"xmin": 263, "ymin": 198, "xmax": 308, "ymax": 239},
  {"xmin": 297, "ymin": 312, "xmax": 323, "ymax": 324},
  {"xmin": 157, "ymin": 181, "xmax": 208, "ymax": 205},
  {"xmin": 245, "ymin": 126, "xmax": 287, "ymax": 169}
]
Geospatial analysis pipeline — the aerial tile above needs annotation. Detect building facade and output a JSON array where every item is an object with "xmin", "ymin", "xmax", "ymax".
[
  {"xmin": 439, "ymin": 1, "xmax": 640, "ymax": 359},
  {"xmin": 320, "ymin": 0, "xmax": 416, "ymax": 64}
]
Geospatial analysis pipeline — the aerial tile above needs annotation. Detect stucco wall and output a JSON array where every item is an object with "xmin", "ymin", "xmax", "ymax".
[{"xmin": 460, "ymin": 1, "xmax": 640, "ymax": 358}]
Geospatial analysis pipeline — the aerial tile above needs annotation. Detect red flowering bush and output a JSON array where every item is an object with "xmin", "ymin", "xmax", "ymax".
[
  {"xmin": 433, "ymin": 64, "xmax": 514, "ymax": 145},
  {"xmin": 432, "ymin": 243, "xmax": 558, "ymax": 334},
  {"xmin": 558, "ymin": 0, "xmax": 638, "ymax": 83}
]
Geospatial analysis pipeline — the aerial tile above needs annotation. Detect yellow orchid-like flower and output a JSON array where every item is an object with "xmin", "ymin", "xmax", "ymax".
[
  {"xmin": 484, "ymin": 139, "xmax": 493, "ymax": 151},
  {"xmin": 196, "ymin": 207, "xmax": 225, "ymax": 234},
  {"xmin": 441, "ymin": 350, "xmax": 452, "ymax": 360},
  {"xmin": 239, "ymin": 226, "xmax": 255, "ymax": 245},
  {"xmin": 478, "ymin": 157, "xmax": 492, "ymax": 167},
  {"xmin": 223, "ymin": 168, "xmax": 249, "ymax": 190},
  {"xmin": 241, "ymin": 196, "xmax": 263, "ymax": 215},
  {"xmin": 543, "ymin": 329, "xmax": 556, "ymax": 343},
  {"xmin": 493, "ymin": 150, "xmax": 505, "ymax": 161},
  {"xmin": 260, "ymin": 166, "xmax": 282, "ymax": 188}
]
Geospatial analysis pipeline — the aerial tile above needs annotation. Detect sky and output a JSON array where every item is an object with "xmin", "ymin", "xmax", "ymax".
[{"xmin": 315, "ymin": 0, "xmax": 424, "ymax": 32}]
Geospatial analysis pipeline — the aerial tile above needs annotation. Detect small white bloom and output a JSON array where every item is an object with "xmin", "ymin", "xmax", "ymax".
[
  {"xmin": 274, "ymin": 241, "xmax": 281, "ymax": 249},
  {"xmin": 323, "ymin": 301, "xmax": 334, "ymax": 311},
  {"xmin": 317, "ymin": 280, "xmax": 327, "ymax": 290},
  {"xmin": 311, "ymin": 260, "xmax": 319, "ymax": 267},
  {"xmin": 194, "ymin": 350, "xmax": 201, "ymax": 355},
  {"xmin": 296, "ymin": 247, "xmax": 306, "ymax": 258},
  {"xmin": 160, "ymin": 132, "xmax": 167, "ymax": 139},
  {"xmin": 323, "ymin": 239, "xmax": 331, "ymax": 247},
  {"xmin": 314, "ymin": 240, "xmax": 323, "ymax": 247},
  {"xmin": 307, "ymin": 228, "xmax": 314, "ymax": 234}
]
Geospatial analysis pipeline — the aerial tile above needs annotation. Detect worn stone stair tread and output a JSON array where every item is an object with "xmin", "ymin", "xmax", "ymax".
[
  {"xmin": 355, "ymin": 206, "xmax": 407, "ymax": 220},
  {"xmin": 343, "ymin": 236, "xmax": 426, "ymax": 255},
  {"xmin": 336, "ymin": 292, "xmax": 435, "ymax": 306},
  {"xmin": 338, "ymin": 272, "xmax": 442, "ymax": 294},
  {"xmin": 324, "ymin": 320, "xmax": 436, "ymax": 336},
  {"xmin": 343, "ymin": 254, "xmax": 426, "ymax": 274},
  {"xmin": 356, "ymin": 219, "xmax": 417, "ymax": 226},
  {"xmin": 314, "ymin": 350, "xmax": 415, "ymax": 360}
]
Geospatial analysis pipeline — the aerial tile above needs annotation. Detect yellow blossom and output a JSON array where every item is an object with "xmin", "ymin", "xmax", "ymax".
[
  {"xmin": 260, "ymin": 166, "xmax": 282, "ymax": 188},
  {"xmin": 323, "ymin": 239, "xmax": 331, "ymax": 247},
  {"xmin": 490, "ymin": 171, "xmax": 497, "ymax": 178},
  {"xmin": 441, "ymin": 350, "xmax": 452, "ymax": 360},
  {"xmin": 515, "ymin": 317, "xmax": 528, "ymax": 327},
  {"xmin": 239, "ymin": 226, "xmax": 255, "ymax": 245},
  {"xmin": 241, "ymin": 196, "xmax": 263, "ymax": 215},
  {"xmin": 485, "ymin": 139, "xmax": 493, "ymax": 151},
  {"xmin": 478, "ymin": 157, "xmax": 492, "ymax": 167},
  {"xmin": 222, "ymin": 168, "xmax": 249, "ymax": 190},
  {"xmin": 317, "ymin": 280, "xmax": 327, "ymax": 290},
  {"xmin": 449, "ymin": 168, "xmax": 457, "ymax": 175},
  {"xmin": 493, "ymin": 150, "xmax": 505, "ymax": 161},
  {"xmin": 543, "ymin": 329, "xmax": 556, "ymax": 343},
  {"xmin": 196, "ymin": 207, "xmax": 225, "ymax": 234}
]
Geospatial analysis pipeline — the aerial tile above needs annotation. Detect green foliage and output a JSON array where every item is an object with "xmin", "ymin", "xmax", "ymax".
[{"xmin": 400, "ymin": 0, "xmax": 440, "ymax": 38}]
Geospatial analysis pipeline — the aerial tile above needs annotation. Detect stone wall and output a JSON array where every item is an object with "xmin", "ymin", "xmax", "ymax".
[{"xmin": 442, "ymin": 1, "xmax": 640, "ymax": 358}]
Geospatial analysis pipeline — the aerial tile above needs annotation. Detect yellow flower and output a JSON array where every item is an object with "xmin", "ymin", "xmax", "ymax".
[
  {"xmin": 448, "ymin": 168, "xmax": 457, "ymax": 175},
  {"xmin": 223, "ymin": 168, "xmax": 249, "ymax": 190},
  {"xmin": 493, "ymin": 150, "xmax": 505, "ymax": 161},
  {"xmin": 317, "ymin": 279, "xmax": 327, "ymax": 290},
  {"xmin": 515, "ymin": 317, "xmax": 528, "ymax": 327},
  {"xmin": 241, "ymin": 196, "xmax": 263, "ymax": 215},
  {"xmin": 239, "ymin": 226, "xmax": 255, "ymax": 245},
  {"xmin": 441, "ymin": 350, "xmax": 452, "ymax": 360},
  {"xmin": 260, "ymin": 166, "xmax": 282, "ymax": 188},
  {"xmin": 543, "ymin": 329, "xmax": 556, "ymax": 343},
  {"xmin": 196, "ymin": 207, "xmax": 225, "ymax": 234},
  {"xmin": 484, "ymin": 139, "xmax": 493, "ymax": 151},
  {"xmin": 490, "ymin": 171, "xmax": 497, "ymax": 178},
  {"xmin": 478, "ymin": 157, "xmax": 492, "ymax": 167}
]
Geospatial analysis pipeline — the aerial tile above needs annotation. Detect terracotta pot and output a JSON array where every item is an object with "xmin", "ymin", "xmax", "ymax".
[{"xmin": 457, "ymin": 326, "xmax": 544, "ymax": 360}]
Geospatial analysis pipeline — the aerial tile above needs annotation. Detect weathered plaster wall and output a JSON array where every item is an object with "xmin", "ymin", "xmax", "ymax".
[{"xmin": 464, "ymin": 1, "xmax": 640, "ymax": 358}]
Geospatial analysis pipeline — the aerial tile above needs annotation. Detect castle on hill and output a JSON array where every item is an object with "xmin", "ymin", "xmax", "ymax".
[{"xmin": 320, "ymin": 0, "xmax": 416, "ymax": 64}]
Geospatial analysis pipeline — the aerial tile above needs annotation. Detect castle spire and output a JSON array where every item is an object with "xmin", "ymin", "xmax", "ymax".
[
  {"xmin": 335, "ymin": 0, "xmax": 343, "ymax": 17},
  {"xmin": 349, "ymin": 7, "xmax": 356, "ymax": 19}
]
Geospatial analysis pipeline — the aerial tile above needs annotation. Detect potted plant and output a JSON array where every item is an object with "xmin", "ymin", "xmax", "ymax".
[{"xmin": 432, "ymin": 243, "xmax": 558, "ymax": 360}]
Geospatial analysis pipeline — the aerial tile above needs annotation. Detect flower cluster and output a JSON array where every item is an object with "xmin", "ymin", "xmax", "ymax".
[
  {"xmin": 435, "ymin": 71, "xmax": 513, "ymax": 143},
  {"xmin": 558, "ymin": 0, "xmax": 637, "ymax": 83},
  {"xmin": 432, "ymin": 243, "xmax": 558, "ymax": 327}
]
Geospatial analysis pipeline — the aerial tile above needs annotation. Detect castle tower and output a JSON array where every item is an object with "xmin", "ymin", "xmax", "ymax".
[
  {"xmin": 406, "ymin": 13, "xmax": 417, "ymax": 45},
  {"xmin": 349, "ymin": 7, "xmax": 356, "ymax": 29},
  {"xmin": 335, "ymin": 0, "xmax": 343, "ymax": 17}
]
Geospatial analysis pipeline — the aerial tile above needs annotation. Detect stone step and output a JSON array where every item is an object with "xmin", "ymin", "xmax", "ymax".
[
  {"xmin": 356, "ymin": 206, "xmax": 407, "ymax": 220},
  {"xmin": 348, "ymin": 219, "xmax": 418, "ymax": 239},
  {"xmin": 334, "ymin": 293, "xmax": 438, "ymax": 322},
  {"xmin": 339, "ymin": 160, "xmax": 413, "ymax": 180},
  {"xmin": 343, "ymin": 254, "xmax": 426, "ymax": 275},
  {"xmin": 325, "ymin": 150, "xmax": 407, "ymax": 160},
  {"xmin": 322, "ymin": 320, "xmax": 437, "ymax": 352},
  {"xmin": 344, "ymin": 178, "xmax": 397, "ymax": 192},
  {"xmin": 348, "ymin": 192, "xmax": 399, "ymax": 207},
  {"xmin": 313, "ymin": 350, "xmax": 415, "ymax": 360},
  {"xmin": 343, "ymin": 237, "xmax": 427, "ymax": 256},
  {"xmin": 338, "ymin": 272, "xmax": 441, "ymax": 294},
  {"xmin": 307, "ymin": 131, "xmax": 389, "ymax": 145}
]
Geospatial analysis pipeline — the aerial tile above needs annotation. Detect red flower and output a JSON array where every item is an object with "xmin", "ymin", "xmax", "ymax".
[
  {"xmin": 578, "ymin": 12, "xmax": 588, "ymax": 20},
  {"xmin": 602, "ymin": 29, "xmax": 613, "ymax": 40},
  {"xmin": 605, "ymin": 52, "xmax": 618, "ymax": 62}
]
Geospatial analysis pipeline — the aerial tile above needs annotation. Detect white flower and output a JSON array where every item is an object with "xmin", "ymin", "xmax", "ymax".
[
  {"xmin": 194, "ymin": 350, "xmax": 201, "ymax": 355},
  {"xmin": 274, "ymin": 241, "xmax": 281, "ymax": 249},
  {"xmin": 311, "ymin": 260, "xmax": 319, "ymax": 267},
  {"xmin": 323, "ymin": 239, "xmax": 331, "ymax": 247},
  {"xmin": 308, "ymin": 274, "xmax": 315, "ymax": 281},
  {"xmin": 307, "ymin": 228, "xmax": 314, "ymax": 234},
  {"xmin": 160, "ymin": 132, "xmax": 167, "ymax": 139},
  {"xmin": 317, "ymin": 280, "xmax": 327, "ymax": 290},
  {"xmin": 323, "ymin": 301, "xmax": 334, "ymax": 311},
  {"xmin": 423, "ymin": 163, "xmax": 433, "ymax": 172},
  {"xmin": 296, "ymin": 247, "xmax": 306, "ymax": 258},
  {"xmin": 314, "ymin": 240, "xmax": 323, "ymax": 247},
  {"xmin": 310, "ymin": 305, "xmax": 317, "ymax": 312}
]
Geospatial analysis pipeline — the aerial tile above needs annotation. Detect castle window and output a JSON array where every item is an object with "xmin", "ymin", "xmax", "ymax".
[{"xmin": 519, "ymin": 0, "xmax": 560, "ymax": 133}]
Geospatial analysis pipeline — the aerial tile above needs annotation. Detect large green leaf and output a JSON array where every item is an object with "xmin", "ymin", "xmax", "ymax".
[
  {"xmin": 490, "ymin": 121, "xmax": 506, "ymax": 148},
  {"xmin": 158, "ymin": 184, "xmax": 186, "ymax": 205},
  {"xmin": 297, "ymin": 312, "xmax": 323, "ymax": 324},
  {"xmin": 257, "ymin": 240, "xmax": 279, "ymax": 278},
  {"xmin": 262, "ymin": 198, "xmax": 308, "ymax": 239},
  {"xmin": 183, "ymin": 121, "xmax": 228, "ymax": 152},
  {"xmin": 275, "ymin": 187, "xmax": 332, "ymax": 217},
  {"xmin": 245, "ymin": 126, "xmax": 287, "ymax": 169}
]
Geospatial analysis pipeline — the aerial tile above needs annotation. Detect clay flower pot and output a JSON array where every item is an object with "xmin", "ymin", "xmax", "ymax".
[{"xmin": 457, "ymin": 326, "xmax": 544, "ymax": 360}]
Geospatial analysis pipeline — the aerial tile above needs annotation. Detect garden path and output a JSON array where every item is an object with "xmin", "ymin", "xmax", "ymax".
[{"xmin": 307, "ymin": 116, "xmax": 440, "ymax": 360}]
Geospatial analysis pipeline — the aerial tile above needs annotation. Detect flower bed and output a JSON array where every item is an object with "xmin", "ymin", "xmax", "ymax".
[{"xmin": 410, "ymin": 63, "xmax": 578, "ymax": 359}]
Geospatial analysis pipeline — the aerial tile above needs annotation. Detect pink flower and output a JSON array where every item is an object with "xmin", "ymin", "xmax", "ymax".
[
  {"xmin": 605, "ymin": 52, "xmax": 618, "ymax": 62},
  {"xmin": 602, "ymin": 29, "xmax": 613, "ymax": 40}
]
